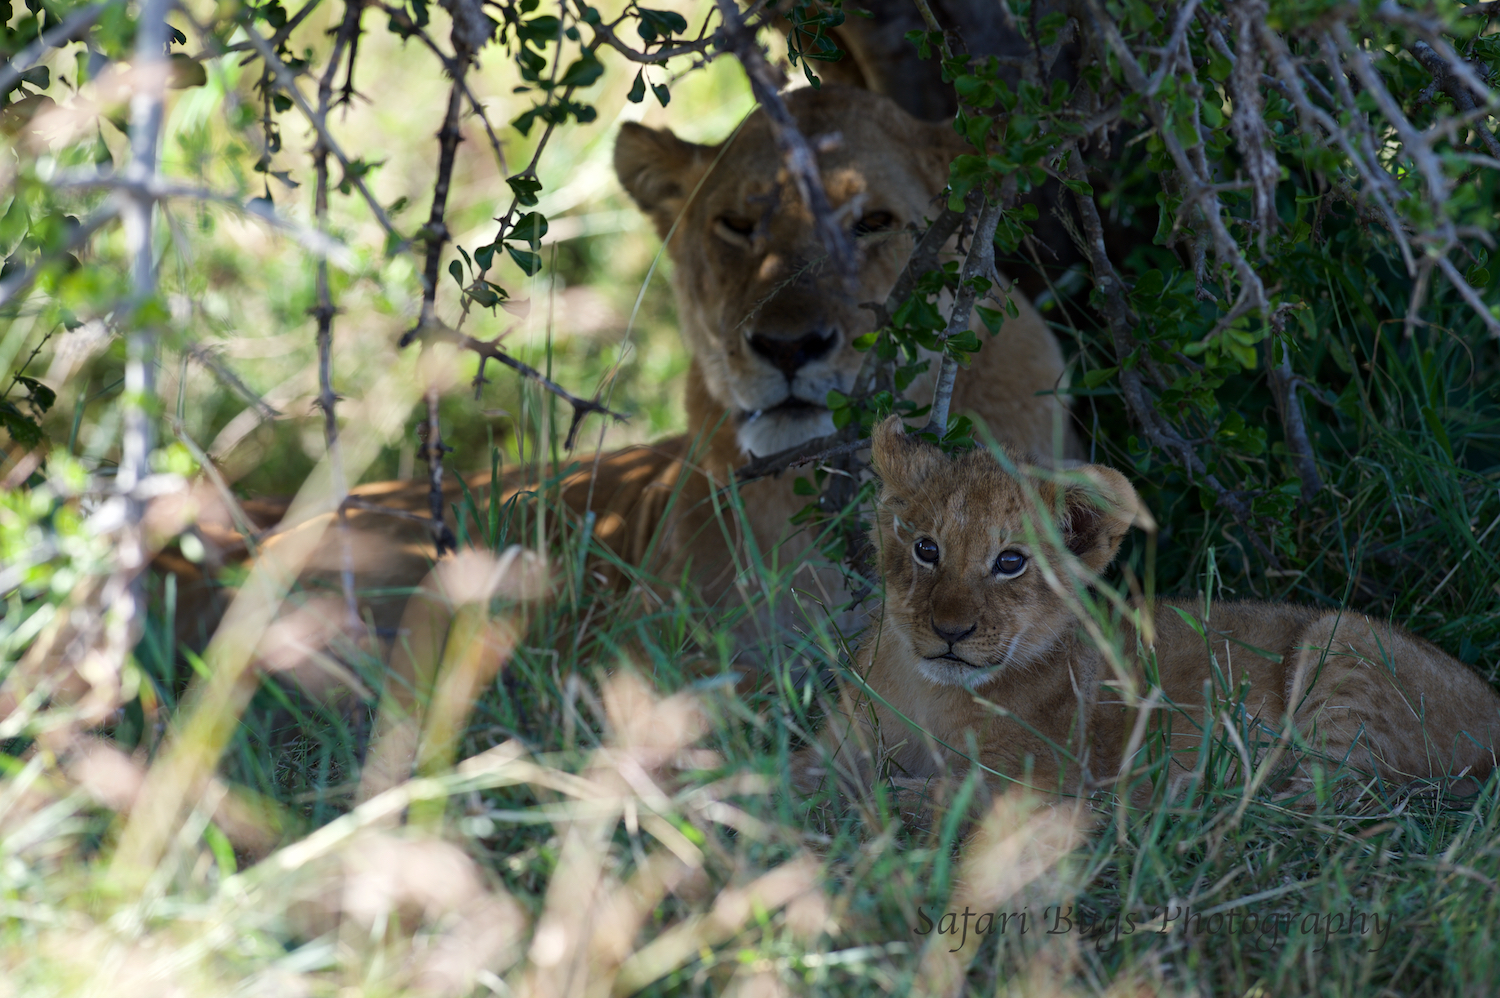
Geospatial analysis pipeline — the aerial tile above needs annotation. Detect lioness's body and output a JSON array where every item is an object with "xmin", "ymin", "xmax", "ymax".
[{"xmin": 809, "ymin": 419, "xmax": 1500, "ymax": 798}]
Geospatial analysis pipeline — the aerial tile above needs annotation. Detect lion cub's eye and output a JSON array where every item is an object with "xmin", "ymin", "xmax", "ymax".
[
  {"xmin": 913, "ymin": 537, "xmax": 940, "ymax": 564},
  {"xmin": 993, "ymin": 550, "xmax": 1027, "ymax": 578},
  {"xmin": 853, "ymin": 211, "xmax": 895, "ymax": 237},
  {"xmin": 713, "ymin": 216, "xmax": 756, "ymax": 246}
]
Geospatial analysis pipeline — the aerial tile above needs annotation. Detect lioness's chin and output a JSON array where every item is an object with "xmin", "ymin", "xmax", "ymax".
[
  {"xmin": 917, "ymin": 657, "xmax": 1006, "ymax": 690},
  {"xmin": 736, "ymin": 408, "xmax": 838, "ymax": 458}
]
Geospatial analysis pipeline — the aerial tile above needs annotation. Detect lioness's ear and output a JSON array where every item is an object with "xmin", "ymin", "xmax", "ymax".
[
  {"xmin": 871, "ymin": 415, "xmax": 944, "ymax": 491},
  {"xmin": 1060, "ymin": 465, "xmax": 1140, "ymax": 573},
  {"xmin": 615, "ymin": 123, "xmax": 715, "ymax": 240}
]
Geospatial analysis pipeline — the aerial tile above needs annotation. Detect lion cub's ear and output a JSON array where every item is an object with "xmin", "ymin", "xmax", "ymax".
[
  {"xmin": 615, "ymin": 123, "xmax": 715, "ymax": 240},
  {"xmin": 1059, "ymin": 465, "xmax": 1141, "ymax": 573},
  {"xmin": 870, "ymin": 416, "xmax": 943, "ymax": 493}
]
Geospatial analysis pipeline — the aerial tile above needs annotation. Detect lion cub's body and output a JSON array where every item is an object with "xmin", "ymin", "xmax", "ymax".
[{"xmin": 809, "ymin": 419, "xmax": 1500, "ymax": 798}]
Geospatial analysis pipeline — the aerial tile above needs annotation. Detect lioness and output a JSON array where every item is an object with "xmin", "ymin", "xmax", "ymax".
[
  {"xmin": 801, "ymin": 417, "xmax": 1500, "ymax": 801},
  {"xmin": 610, "ymin": 84, "xmax": 1077, "ymax": 624}
]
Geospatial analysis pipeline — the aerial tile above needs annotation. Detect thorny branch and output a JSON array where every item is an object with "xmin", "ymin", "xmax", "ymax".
[
  {"xmin": 421, "ymin": 322, "xmax": 627, "ymax": 450},
  {"xmin": 312, "ymin": 0, "xmax": 364, "ymax": 625},
  {"xmin": 412, "ymin": 83, "xmax": 468, "ymax": 557},
  {"xmin": 1410, "ymin": 40, "xmax": 1500, "ymax": 160},
  {"xmin": 924, "ymin": 197, "xmax": 1005, "ymax": 436},
  {"xmin": 715, "ymin": 0, "xmax": 856, "ymax": 283},
  {"xmin": 240, "ymin": 23, "xmax": 405, "ymax": 247}
]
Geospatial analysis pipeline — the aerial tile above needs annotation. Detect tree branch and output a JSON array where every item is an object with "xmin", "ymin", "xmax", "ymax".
[
  {"xmin": 419, "ymin": 322, "xmax": 627, "ymax": 449},
  {"xmin": 715, "ymin": 0, "xmax": 855, "ymax": 282},
  {"xmin": 924, "ymin": 197, "xmax": 1004, "ymax": 436},
  {"xmin": 313, "ymin": 0, "xmax": 365, "ymax": 625},
  {"xmin": 239, "ymin": 23, "xmax": 405, "ymax": 247}
]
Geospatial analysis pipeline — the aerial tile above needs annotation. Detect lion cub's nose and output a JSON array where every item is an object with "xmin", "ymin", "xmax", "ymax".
[
  {"xmin": 930, "ymin": 620, "xmax": 977, "ymax": 645},
  {"xmin": 747, "ymin": 329, "xmax": 838, "ymax": 379}
]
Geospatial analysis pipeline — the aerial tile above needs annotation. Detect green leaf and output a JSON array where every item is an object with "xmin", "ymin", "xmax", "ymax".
[
  {"xmin": 506, "ymin": 175, "xmax": 543, "ymax": 206},
  {"xmin": 168, "ymin": 53, "xmax": 206, "ymax": 89},
  {"xmin": 975, "ymin": 305, "xmax": 1004, "ymax": 334},
  {"xmin": 636, "ymin": 8, "xmax": 688, "ymax": 42},
  {"xmin": 1082, "ymin": 366, "xmax": 1117, "ymax": 389},
  {"xmin": 448, "ymin": 258, "xmax": 465, "ymax": 290},
  {"xmin": 1207, "ymin": 50, "xmax": 1232, "ymax": 82},
  {"xmin": 650, "ymin": 81, "xmax": 670, "ymax": 107},
  {"xmin": 852, "ymin": 331, "xmax": 878, "ymax": 351},
  {"xmin": 558, "ymin": 52, "xmax": 604, "ymax": 88},
  {"xmin": 0, "ymin": 401, "xmax": 43, "ymax": 448},
  {"xmin": 792, "ymin": 476, "xmax": 818, "ymax": 496},
  {"xmin": 505, "ymin": 244, "xmax": 542, "ymax": 275},
  {"xmin": 627, "ymin": 69, "xmax": 645, "ymax": 104},
  {"xmin": 511, "ymin": 211, "xmax": 548, "ymax": 246},
  {"xmin": 475, "ymin": 242, "xmax": 497, "ymax": 271},
  {"xmin": 16, "ymin": 377, "xmax": 54, "ymax": 413}
]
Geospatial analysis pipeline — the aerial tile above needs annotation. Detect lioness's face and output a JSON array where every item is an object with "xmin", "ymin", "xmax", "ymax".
[
  {"xmin": 869, "ymin": 418, "xmax": 1138, "ymax": 689},
  {"xmin": 615, "ymin": 87, "xmax": 966, "ymax": 457}
]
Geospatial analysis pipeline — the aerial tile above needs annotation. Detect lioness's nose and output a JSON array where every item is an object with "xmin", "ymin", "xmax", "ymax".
[
  {"xmin": 931, "ymin": 620, "xmax": 977, "ymax": 645},
  {"xmin": 747, "ymin": 328, "xmax": 837, "ymax": 379}
]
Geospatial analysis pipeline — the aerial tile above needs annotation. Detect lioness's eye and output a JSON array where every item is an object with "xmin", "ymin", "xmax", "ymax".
[
  {"xmin": 913, "ymin": 538, "xmax": 940, "ymax": 564},
  {"xmin": 713, "ymin": 216, "xmax": 755, "ymax": 245},
  {"xmin": 853, "ymin": 211, "xmax": 894, "ymax": 236},
  {"xmin": 994, "ymin": 550, "xmax": 1027, "ymax": 577}
]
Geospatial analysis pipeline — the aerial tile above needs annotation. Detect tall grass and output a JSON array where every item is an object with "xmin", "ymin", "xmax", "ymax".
[{"xmin": 5, "ymin": 2, "xmax": 1500, "ymax": 995}]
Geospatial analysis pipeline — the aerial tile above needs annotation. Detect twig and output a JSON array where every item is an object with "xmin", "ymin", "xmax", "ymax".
[
  {"xmin": 715, "ymin": 0, "xmax": 855, "ymax": 282},
  {"xmin": 736, "ymin": 425, "xmax": 857, "ymax": 482},
  {"xmin": 342, "ymin": 496, "xmax": 443, "ymax": 527},
  {"xmin": 1409, "ymin": 40, "xmax": 1500, "ymax": 160},
  {"xmin": 181, "ymin": 341, "xmax": 280, "ymax": 421},
  {"xmin": 1266, "ymin": 338, "xmax": 1322, "ymax": 504},
  {"xmin": 51, "ymin": 169, "xmax": 356, "ymax": 264},
  {"xmin": 1436, "ymin": 253, "xmax": 1500, "ymax": 338},
  {"xmin": 367, "ymin": 2, "xmax": 510, "ymax": 173},
  {"xmin": 167, "ymin": 418, "xmax": 263, "ymax": 552},
  {"xmin": 313, "ymin": 0, "xmax": 364, "ymax": 626},
  {"xmin": 219, "ymin": 0, "xmax": 327, "ymax": 54},
  {"xmin": 571, "ymin": 0, "xmax": 724, "ymax": 64},
  {"xmin": 408, "ymin": 75, "xmax": 468, "ymax": 557},
  {"xmin": 924, "ymin": 197, "xmax": 1004, "ymax": 436},
  {"xmin": 422, "ymin": 388, "xmax": 456, "ymax": 555},
  {"xmin": 239, "ymin": 23, "xmax": 404, "ymax": 247},
  {"xmin": 418, "ymin": 322, "xmax": 627, "ymax": 449}
]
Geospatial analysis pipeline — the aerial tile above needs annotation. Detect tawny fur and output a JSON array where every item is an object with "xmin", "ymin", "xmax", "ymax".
[{"xmin": 800, "ymin": 417, "xmax": 1500, "ymax": 802}]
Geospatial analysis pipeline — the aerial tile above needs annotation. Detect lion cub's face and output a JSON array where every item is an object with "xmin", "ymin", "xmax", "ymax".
[
  {"xmin": 869, "ymin": 419, "xmax": 1139, "ymax": 689},
  {"xmin": 615, "ymin": 87, "xmax": 966, "ymax": 458}
]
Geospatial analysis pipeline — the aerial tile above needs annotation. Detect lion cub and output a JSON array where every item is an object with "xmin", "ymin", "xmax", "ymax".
[{"xmin": 803, "ymin": 417, "xmax": 1500, "ymax": 801}]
